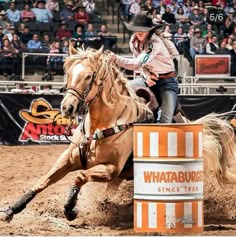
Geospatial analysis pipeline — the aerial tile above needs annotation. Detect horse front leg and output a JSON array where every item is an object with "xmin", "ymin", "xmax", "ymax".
[
  {"xmin": 64, "ymin": 163, "xmax": 117, "ymax": 221},
  {"xmin": 0, "ymin": 147, "xmax": 81, "ymax": 223}
]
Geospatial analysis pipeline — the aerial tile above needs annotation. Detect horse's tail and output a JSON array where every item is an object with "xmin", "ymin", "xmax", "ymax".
[{"xmin": 194, "ymin": 113, "xmax": 236, "ymax": 187}]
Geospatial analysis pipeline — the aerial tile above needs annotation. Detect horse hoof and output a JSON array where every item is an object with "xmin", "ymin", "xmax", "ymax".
[
  {"xmin": 0, "ymin": 207, "xmax": 14, "ymax": 222},
  {"xmin": 64, "ymin": 208, "xmax": 79, "ymax": 221}
]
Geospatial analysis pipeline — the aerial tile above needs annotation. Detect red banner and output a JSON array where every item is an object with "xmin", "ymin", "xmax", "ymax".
[{"xmin": 195, "ymin": 55, "xmax": 230, "ymax": 76}]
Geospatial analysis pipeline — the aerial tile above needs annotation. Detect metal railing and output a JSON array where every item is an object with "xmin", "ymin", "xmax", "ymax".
[{"xmin": 22, "ymin": 52, "xmax": 68, "ymax": 81}]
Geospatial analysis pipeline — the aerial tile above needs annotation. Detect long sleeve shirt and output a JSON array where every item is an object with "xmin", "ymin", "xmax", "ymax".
[
  {"xmin": 6, "ymin": 9, "xmax": 20, "ymax": 23},
  {"xmin": 116, "ymin": 34, "xmax": 175, "ymax": 78}
]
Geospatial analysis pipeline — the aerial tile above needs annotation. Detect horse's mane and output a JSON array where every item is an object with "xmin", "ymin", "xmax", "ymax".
[{"xmin": 64, "ymin": 48, "xmax": 153, "ymax": 122}]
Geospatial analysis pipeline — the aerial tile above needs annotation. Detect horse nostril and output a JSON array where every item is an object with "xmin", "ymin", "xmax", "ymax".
[{"xmin": 68, "ymin": 105, "xmax": 74, "ymax": 115}]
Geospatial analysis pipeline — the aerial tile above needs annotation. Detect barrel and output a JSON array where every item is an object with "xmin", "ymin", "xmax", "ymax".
[{"xmin": 133, "ymin": 124, "xmax": 203, "ymax": 234}]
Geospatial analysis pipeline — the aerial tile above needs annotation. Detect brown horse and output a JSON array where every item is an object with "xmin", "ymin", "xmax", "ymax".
[{"xmin": 0, "ymin": 46, "xmax": 236, "ymax": 223}]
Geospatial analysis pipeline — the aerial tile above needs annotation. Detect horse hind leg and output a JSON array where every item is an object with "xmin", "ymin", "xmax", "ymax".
[{"xmin": 64, "ymin": 164, "xmax": 117, "ymax": 221}]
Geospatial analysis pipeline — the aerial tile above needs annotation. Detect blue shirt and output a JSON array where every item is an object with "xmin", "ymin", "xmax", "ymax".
[
  {"xmin": 27, "ymin": 40, "xmax": 41, "ymax": 49},
  {"xmin": 31, "ymin": 8, "xmax": 53, "ymax": 22},
  {"xmin": 6, "ymin": 9, "xmax": 20, "ymax": 23}
]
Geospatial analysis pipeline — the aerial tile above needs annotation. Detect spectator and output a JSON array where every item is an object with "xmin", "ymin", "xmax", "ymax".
[
  {"xmin": 6, "ymin": 2, "xmax": 20, "ymax": 24},
  {"xmin": 216, "ymin": 39, "xmax": 231, "ymax": 54},
  {"xmin": 0, "ymin": 0, "xmax": 9, "ymax": 11},
  {"xmin": 27, "ymin": 33, "xmax": 41, "ymax": 49},
  {"xmin": 230, "ymin": 40, "xmax": 236, "ymax": 75},
  {"xmin": 20, "ymin": 26, "xmax": 32, "ymax": 45},
  {"xmin": 62, "ymin": 38, "xmax": 69, "ymax": 55},
  {"xmin": 189, "ymin": 6, "xmax": 204, "ymax": 25},
  {"xmin": 74, "ymin": 5, "xmax": 89, "ymax": 25},
  {"xmin": 0, "ymin": 25, "xmax": 4, "ymax": 44},
  {"xmin": 46, "ymin": 0, "xmax": 59, "ymax": 12},
  {"xmin": 151, "ymin": 8, "xmax": 162, "ymax": 25},
  {"xmin": 202, "ymin": 24, "xmax": 216, "ymax": 37},
  {"xmin": 156, "ymin": 0, "xmax": 166, "ymax": 16},
  {"xmin": 84, "ymin": 23, "xmax": 100, "ymax": 48},
  {"xmin": 12, "ymin": 33, "xmax": 24, "ymax": 74},
  {"xmin": 56, "ymin": 21, "xmax": 72, "ymax": 41},
  {"xmin": 225, "ymin": 34, "xmax": 234, "ymax": 50},
  {"xmin": 226, "ymin": 8, "xmax": 235, "ymax": 21},
  {"xmin": 2, "ymin": 22, "xmax": 11, "ymax": 35},
  {"xmin": 17, "ymin": 23, "xmax": 26, "ymax": 38},
  {"xmin": 97, "ymin": 24, "xmax": 117, "ymax": 50},
  {"xmin": 47, "ymin": 40, "xmax": 63, "ymax": 75},
  {"xmin": 83, "ymin": 0, "xmax": 96, "ymax": 15},
  {"xmin": 182, "ymin": 0, "xmax": 192, "ymax": 17},
  {"xmin": 169, "ymin": 0, "xmax": 179, "ymax": 14},
  {"xmin": 190, "ymin": 28, "xmax": 206, "ymax": 59},
  {"xmin": 0, "ymin": 38, "xmax": 17, "ymax": 75},
  {"xmin": 206, "ymin": 34, "xmax": 219, "ymax": 54},
  {"xmin": 129, "ymin": 0, "xmax": 141, "ymax": 20},
  {"xmin": 175, "ymin": 7, "xmax": 189, "ymax": 25},
  {"xmin": 204, "ymin": 30, "xmax": 214, "ymax": 43},
  {"xmin": 161, "ymin": 24, "xmax": 173, "ymax": 39},
  {"xmin": 0, "ymin": 10, "xmax": 10, "ymax": 29},
  {"xmin": 72, "ymin": 23, "xmax": 84, "ymax": 46},
  {"xmin": 174, "ymin": 26, "xmax": 188, "ymax": 50},
  {"xmin": 162, "ymin": 7, "xmax": 176, "ymax": 24},
  {"xmin": 59, "ymin": 1, "xmax": 75, "ymax": 22},
  {"xmin": 41, "ymin": 33, "xmax": 52, "ymax": 51},
  {"xmin": 143, "ymin": 0, "xmax": 155, "ymax": 14},
  {"xmin": 5, "ymin": 25, "xmax": 16, "ymax": 42},
  {"xmin": 32, "ymin": 0, "xmax": 53, "ymax": 23},
  {"xmin": 121, "ymin": 0, "xmax": 133, "ymax": 20},
  {"xmin": 20, "ymin": 3, "xmax": 36, "ymax": 22}
]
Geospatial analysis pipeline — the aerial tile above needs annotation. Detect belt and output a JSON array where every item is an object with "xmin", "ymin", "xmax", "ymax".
[{"xmin": 158, "ymin": 71, "xmax": 177, "ymax": 79}]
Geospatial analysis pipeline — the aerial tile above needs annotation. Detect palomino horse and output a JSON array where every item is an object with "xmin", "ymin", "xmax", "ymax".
[{"xmin": 0, "ymin": 46, "xmax": 236, "ymax": 222}]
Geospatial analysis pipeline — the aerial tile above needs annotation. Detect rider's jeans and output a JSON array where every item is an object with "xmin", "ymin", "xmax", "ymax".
[{"xmin": 128, "ymin": 77, "xmax": 178, "ymax": 123}]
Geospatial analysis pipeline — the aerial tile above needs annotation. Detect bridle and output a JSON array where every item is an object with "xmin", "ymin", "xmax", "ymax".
[{"xmin": 64, "ymin": 60, "xmax": 108, "ymax": 113}]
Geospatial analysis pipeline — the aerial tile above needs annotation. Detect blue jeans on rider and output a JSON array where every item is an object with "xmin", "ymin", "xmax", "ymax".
[{"xmin": 128, "ymin": 77, "xmax": 179, "ymax": 123}]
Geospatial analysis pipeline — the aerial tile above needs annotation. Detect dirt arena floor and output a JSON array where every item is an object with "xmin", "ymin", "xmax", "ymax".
[{"xmin": 0, "ymin": 145, "xmax": 236, "ymax": 236}]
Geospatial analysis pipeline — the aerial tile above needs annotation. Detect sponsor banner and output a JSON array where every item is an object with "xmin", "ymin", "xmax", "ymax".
[
  {"xmin": 0, "ymin": 94, "xmax": 235, "ymax": 145},
  {"xmin": 195, "ymin": 55, "xmax": 230, "ymax": 77},
  {"xmin": 134, "ymin": 161, "xmax": 203, "ymax": 197},
  {"xmin": 0, "ymin": 94, "xmax": 77, "ymax": 144}
]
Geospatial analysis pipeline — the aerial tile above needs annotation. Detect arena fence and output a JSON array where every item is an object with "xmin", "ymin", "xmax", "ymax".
[{"xmin": 0, "ymin": 93, "xmax": 235, "ymax": 145}]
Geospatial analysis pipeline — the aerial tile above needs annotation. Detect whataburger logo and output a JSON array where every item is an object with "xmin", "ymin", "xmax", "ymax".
[{"xmin": 19, "ymin": 98, "xmax": 77, "ymax": 142}]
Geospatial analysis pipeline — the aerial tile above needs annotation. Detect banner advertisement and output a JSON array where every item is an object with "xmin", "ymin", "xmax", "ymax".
[
  {"xmin": 195, "ymin": 55, "xmax": 231, "ymax": 77},
  {"xmin": 0, "ymin": 93, "xmax": 235, "ymax": 145}
]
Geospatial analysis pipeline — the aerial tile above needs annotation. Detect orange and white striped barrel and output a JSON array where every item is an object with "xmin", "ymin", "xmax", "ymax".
[
  {"xmin": 133, "ymin": 124, "xmax": 203, "ymax": 234},
  {"xmin": 134, "ymin": 200, "xmax": 203, "ymax": 234},
  {"xmin": 133, "ymin": 124, "xmax": 203, "ymax": 159}
]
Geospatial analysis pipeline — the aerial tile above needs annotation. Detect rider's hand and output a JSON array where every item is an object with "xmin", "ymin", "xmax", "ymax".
[{"xmin": 146, "ymin": 74, "xmax": 159, "ymax": 87}]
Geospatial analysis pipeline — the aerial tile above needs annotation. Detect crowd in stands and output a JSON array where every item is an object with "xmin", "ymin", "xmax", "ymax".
[
  {"xmin": 120, "ymin": 0, "xmax": 236, "ymax": 76},
  {"xmin": 0, "ymin": 0, "xmax": 117, "ymax": 78}
]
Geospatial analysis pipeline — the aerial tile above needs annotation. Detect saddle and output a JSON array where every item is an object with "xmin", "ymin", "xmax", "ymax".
[{"xmin": 133, "ymin": 86, "xmax": 182, "ymax": 116}]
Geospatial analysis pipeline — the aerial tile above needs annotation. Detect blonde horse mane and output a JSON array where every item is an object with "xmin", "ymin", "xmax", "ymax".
[
  {"xmin": 64, "ymin": 47, "xmax": 153, "ymax": 122},
  {"xmin": 195, "ymin": 113, "xmax": 236, "ymax": 187}
]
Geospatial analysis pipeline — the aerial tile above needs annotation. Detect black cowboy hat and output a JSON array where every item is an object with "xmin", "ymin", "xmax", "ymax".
[{"xmin": 124, "ymin": 11, "xmax": 163, "ymax": 32}]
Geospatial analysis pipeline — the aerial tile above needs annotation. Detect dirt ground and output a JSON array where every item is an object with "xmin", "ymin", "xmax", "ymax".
[{"xmin": 0, "ymin": 145, "xmax": 236, "ymax": 236}]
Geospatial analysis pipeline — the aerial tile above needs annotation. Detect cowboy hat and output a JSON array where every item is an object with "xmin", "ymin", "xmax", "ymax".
[
  {"xmin": 20, "ymin": 99, "xmax": 60, "ymax": 124},
  {"xmin": 227, "ymin": 8, "xmax": 235, "ymax": 14},
  {"xmin": 0, "ymin": 10, "xmax": 6, "ymax": 15},
  {"xmin": 124, "ymin": 11, "xmax": 163, "ymax": 32}
]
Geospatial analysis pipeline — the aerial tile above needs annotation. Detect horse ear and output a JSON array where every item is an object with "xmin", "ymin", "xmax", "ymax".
[
  {"xmin": 94, "ymin": 45, "xmax": 104, "ymax": 59},
  {"xmin": 69, "ymin": 44, "xmax": 79, "ymax": 55}
]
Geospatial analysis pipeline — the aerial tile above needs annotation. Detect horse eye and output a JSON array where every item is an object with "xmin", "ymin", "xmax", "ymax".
[{"xmin": 85, "ymin": 75, "xmax": 91, "ymax": 80}]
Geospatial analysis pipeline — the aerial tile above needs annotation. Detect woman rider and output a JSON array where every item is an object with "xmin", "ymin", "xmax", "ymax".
[{"xmin": 109, "ymin": 11, "xmax": 179, "ymax": 123}]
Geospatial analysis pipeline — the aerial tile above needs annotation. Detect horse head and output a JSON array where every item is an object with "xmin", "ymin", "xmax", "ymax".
[{"xmin": 61, "ymin": 46, "xmax": 105, "ymax": 118}]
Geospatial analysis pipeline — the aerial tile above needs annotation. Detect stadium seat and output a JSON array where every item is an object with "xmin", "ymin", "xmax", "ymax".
[
  {"xmin": 25, "ymin": 22, "xmax": 38, "ymax": 32},
  {"xmin": 37, "ymin": 22, "xmax": 52, "ymax": 34}
]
